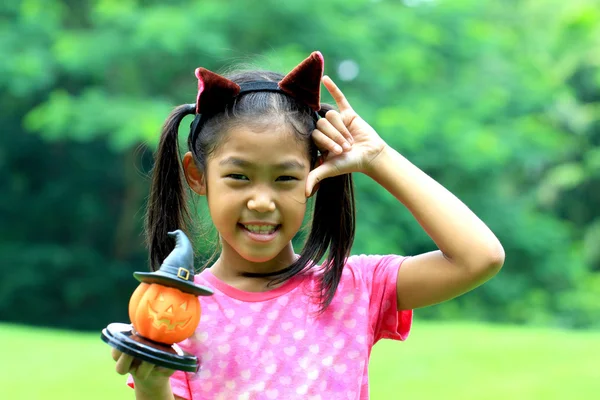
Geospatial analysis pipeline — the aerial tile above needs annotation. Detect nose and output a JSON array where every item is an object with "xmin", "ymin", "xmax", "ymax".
[{"xmin": 247, "ymin": 189, "xmax": 276, "ymax": 213}]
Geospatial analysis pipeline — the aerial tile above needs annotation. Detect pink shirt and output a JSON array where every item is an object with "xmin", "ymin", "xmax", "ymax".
[{"xmin": 128, "ymin": 254, "xmax": 412, "ymax": 399}]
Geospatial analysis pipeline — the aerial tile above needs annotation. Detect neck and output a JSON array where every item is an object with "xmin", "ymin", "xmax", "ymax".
[{"xmin": 209, "ymin": 240, "xmax": 298, "ymax": 291}]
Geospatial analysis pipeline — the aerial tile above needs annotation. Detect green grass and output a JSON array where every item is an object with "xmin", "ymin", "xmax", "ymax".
[
  {"xmin": 1, "ymin": 321, "xmax": 598, "ymax": 399},
  {"xmin": 370, "ymin": 322, "xmax": 600, "ymax": 399}
]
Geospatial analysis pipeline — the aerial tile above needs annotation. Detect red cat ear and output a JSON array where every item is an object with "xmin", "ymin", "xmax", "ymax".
[
  {"xmin": 195, "ymin": 68, "xmax": 241, "ymax": 114},
  {"xmin": 278, "ymin": 51, "xmax": 324, "ymax": 111}
]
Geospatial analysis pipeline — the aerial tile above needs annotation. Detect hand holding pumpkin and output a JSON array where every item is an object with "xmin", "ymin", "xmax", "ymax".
[
  {"xmin": 102, "ymin": 230, "xmax": 213, "ymax": 376},
  {"xmin": 112, "ymin": 347, "xmax": 176, "ymax": 382}
]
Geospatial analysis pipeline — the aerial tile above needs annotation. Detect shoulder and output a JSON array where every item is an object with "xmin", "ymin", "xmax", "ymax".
[
  {"xmin": 346, "ymin": 253, "xmax": 406, "ymax": 264},
  {"xmin": 286, "ymin": 254, "xmax": 407, "ymax": 289},
  {"xmin": 339, "ymin": 254, "xmax": 408, "ymax": 297},
  {"xmin": 195, "ymin": 267, "xmax": 213, "ymax": 282},
  {"xmin": 345, "ymin": 254, "xmax": 407, "ymax": 276}
]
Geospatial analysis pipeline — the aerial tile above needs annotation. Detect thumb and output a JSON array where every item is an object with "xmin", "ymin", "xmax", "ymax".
[{"xmin": 306, "ymin": 163, "xmax": 338, "ymax": 197}]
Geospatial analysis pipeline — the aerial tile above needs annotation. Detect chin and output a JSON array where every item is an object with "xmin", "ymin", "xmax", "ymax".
[
  {"xmin": 232, "ymin": 241, "xmax": 294, "ymax": 264},
  {"xmin": 239, "ymin": 250, "xmax": 283, "ymax": 264},
  {"xmin": 221, "ymin": 230, "xmax": 296, "ymax": 265}
]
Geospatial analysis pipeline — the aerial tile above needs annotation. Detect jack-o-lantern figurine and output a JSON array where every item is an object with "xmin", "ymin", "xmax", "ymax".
[{"xmin": 101, "ymin": 230, "xmax": 213, "ymax": 372}]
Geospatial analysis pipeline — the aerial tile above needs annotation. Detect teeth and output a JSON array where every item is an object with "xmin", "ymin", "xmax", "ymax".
[{"xmin": 244, "ymin": 224, "xmax": 277, "ymax": 234}]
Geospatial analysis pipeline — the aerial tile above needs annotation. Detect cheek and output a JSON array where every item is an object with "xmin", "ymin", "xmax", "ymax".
[
  {"xmin": 293, "ymin": 207, "xmax": 307, "ymax": 230},
  {"xmin": 284, "ymin": 193, "xmax": 308, "ymax": 225},
  {"xmin": 206, "ymin": 185, "xmax": 240, "ymax": 231},
  {"xmin": 207, "ymin": 194, "xmax": 235, "ymax": 221}
]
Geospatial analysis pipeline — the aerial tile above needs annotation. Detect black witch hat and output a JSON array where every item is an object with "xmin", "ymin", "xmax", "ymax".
[{"xmin": 133, "ymin": 230, "xmax": 213, "ymax": 296}]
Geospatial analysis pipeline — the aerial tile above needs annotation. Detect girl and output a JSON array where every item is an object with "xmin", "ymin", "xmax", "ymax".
[{"xmin": 111, "ymin": 51, "xmax": 504, "ymax": 400}]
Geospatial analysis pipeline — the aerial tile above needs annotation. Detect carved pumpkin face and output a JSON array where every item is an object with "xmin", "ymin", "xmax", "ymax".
[{"xmin": 128, "ymin": 283, "xmax": 201, "ymax": 344}]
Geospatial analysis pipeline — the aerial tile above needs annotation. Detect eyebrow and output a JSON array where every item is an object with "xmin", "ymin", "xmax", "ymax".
[{"xmin": 219, "ymin": 157, "xmax": 307, "ymax": 171}]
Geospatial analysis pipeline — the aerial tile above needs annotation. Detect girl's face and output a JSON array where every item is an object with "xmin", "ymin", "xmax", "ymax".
[{"xmin": 204, "ymin": 124, "xmax": 311, "ymax": 268}]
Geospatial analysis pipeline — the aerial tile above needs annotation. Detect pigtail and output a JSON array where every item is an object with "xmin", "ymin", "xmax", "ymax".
[
  {"xmin": 145, "ymin": 104, "xmax": 196, "ymax": 271},
  {"xmin": 304, "ymin": 103, "xmax": 356, "ymax": 312},
  {"xmin": 305, "ymin": 172, "xmax": 356, "ymax": 312}
]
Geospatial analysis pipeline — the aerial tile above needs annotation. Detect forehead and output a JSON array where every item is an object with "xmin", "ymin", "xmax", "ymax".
[{"xmin": 211, "ymin": 124, "xmax": 310, "ymax": 166}]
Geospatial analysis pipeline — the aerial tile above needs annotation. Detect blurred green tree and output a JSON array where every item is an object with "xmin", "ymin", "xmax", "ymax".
[{"xmin": 1, "ymin": 0, "xmax": 598, "ymax": 329}]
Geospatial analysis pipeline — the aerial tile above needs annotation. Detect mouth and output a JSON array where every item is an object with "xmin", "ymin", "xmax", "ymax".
[
  {"xmin": 238, "ymin": 223, "xmax": 281, "ymax": 242},
  {"xmin": 240, "ymin": 223, "xmax": 280, "ymax": 234}
]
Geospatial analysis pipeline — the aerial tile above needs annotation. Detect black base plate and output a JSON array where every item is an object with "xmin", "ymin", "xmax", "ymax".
[{"xmin": 101, "ymin": 322, "xmax": 199, "ymax": 373}]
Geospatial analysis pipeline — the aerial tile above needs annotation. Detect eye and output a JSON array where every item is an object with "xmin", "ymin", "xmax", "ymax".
[
  {"xmin": 226, "ymin": 174, "xmax": 249, "ymax": 181},
  {"xmin": 180, "ymin": 301, "xmax": 188, "ymax": 311},
  {"xmin": 276, "ymin": 176, "xmax": 298, "ymax": 182}
]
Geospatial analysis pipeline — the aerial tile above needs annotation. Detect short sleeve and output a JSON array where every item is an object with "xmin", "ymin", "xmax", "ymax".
[
  {"xmin": 346, "ymin": 254, "xmax": 412, "ymax": 343},
  {"xmin": 125, "ymin": 364, "xmax": 193, "ymax": 399}
]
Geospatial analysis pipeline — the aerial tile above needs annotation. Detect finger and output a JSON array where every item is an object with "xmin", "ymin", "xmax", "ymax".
[
  {"xmin": 316, "ymin": 118, "xmax": 351, "ymax": 151},
  {"xmin": 312, "ymin": 129, "xmax": 343, "ymax": 155},
  {"xmin": 306, "ymin": 163, "xmax": 340, "ymax": 198},
  {"xmin": 322, "ymin": 76, "xmax": 353, "ymax": 112},
  {"xmin": 325, "ymin": 110, "xmax": 353, "ymax": 144},
  {"xmin": 115, "ymin": 353, "xmax": 135, "ymax": 375},
  {"xmin": 155, "ymin": 366, "xmax": 177, "ymax": 378},
  {"xmin": 135, "ymin": 361, "xmax": 155, "ymax": 381},
  {"xmin": 111, "ymin": 348, "xmax": 122, "ymax": 362}
]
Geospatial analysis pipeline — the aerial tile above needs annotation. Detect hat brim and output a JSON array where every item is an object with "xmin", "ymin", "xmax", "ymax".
[{"xmin": 134, "ymin": 271, "xmax": 213, "ymax": 296}]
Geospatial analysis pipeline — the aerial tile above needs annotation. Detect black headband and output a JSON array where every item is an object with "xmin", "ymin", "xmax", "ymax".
[{"xmin": 189, "ymin": 81, "xmax": 319, "ymax": 148}]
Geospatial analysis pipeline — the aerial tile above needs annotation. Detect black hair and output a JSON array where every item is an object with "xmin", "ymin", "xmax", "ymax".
[{"xmin": 145, "ymin": 70, "xmax": 355, "ymax": 313}]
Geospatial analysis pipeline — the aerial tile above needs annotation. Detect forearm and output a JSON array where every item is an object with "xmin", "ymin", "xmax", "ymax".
[
  {"xmin": 365, "ymin": 145, "xmax": 504, "ymax": 269},
  {"xmin": 134, "ymin": 378, "xmax": 175, "ymax": 400}
]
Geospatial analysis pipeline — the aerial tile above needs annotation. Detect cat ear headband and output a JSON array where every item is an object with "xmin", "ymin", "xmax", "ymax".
[{"xmin": 190, "ymin": 51, "xmax": 324, "ymax": 145}]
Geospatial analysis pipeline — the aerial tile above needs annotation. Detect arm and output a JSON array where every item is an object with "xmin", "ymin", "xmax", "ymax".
[
  {"xmin": 366, "ymin": 145, "xmax": 505, "ymax": 310},
  {"xmin": 307, "ymin": 76, "xmax": 504, "ymax": 312}
]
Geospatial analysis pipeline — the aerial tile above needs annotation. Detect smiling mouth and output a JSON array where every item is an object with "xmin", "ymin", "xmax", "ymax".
[{"xmin": 239, "ymin": 224, "xmax": 281, "ymax": 234}]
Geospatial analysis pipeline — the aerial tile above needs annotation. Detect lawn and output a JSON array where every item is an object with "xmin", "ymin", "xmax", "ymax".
[{"xmin": 1, "ymin": 321, "xmax": 598, "ymax": 399}]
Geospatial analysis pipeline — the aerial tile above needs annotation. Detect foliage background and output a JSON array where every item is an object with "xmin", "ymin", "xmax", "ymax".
[{"xmin": 1, "ymin": 0, "xmax": 599, "ymax": 332}]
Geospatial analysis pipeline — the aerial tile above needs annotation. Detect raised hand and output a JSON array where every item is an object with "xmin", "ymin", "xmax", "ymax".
[{"xmin": 306, "ymin": 76, "xmax": 387, "ymax": 197}]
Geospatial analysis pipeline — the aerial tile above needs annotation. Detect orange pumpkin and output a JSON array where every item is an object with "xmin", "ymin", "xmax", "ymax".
[{"xmin": 128, "ymin": 282, "xmax": 201, "ymax": 344}]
